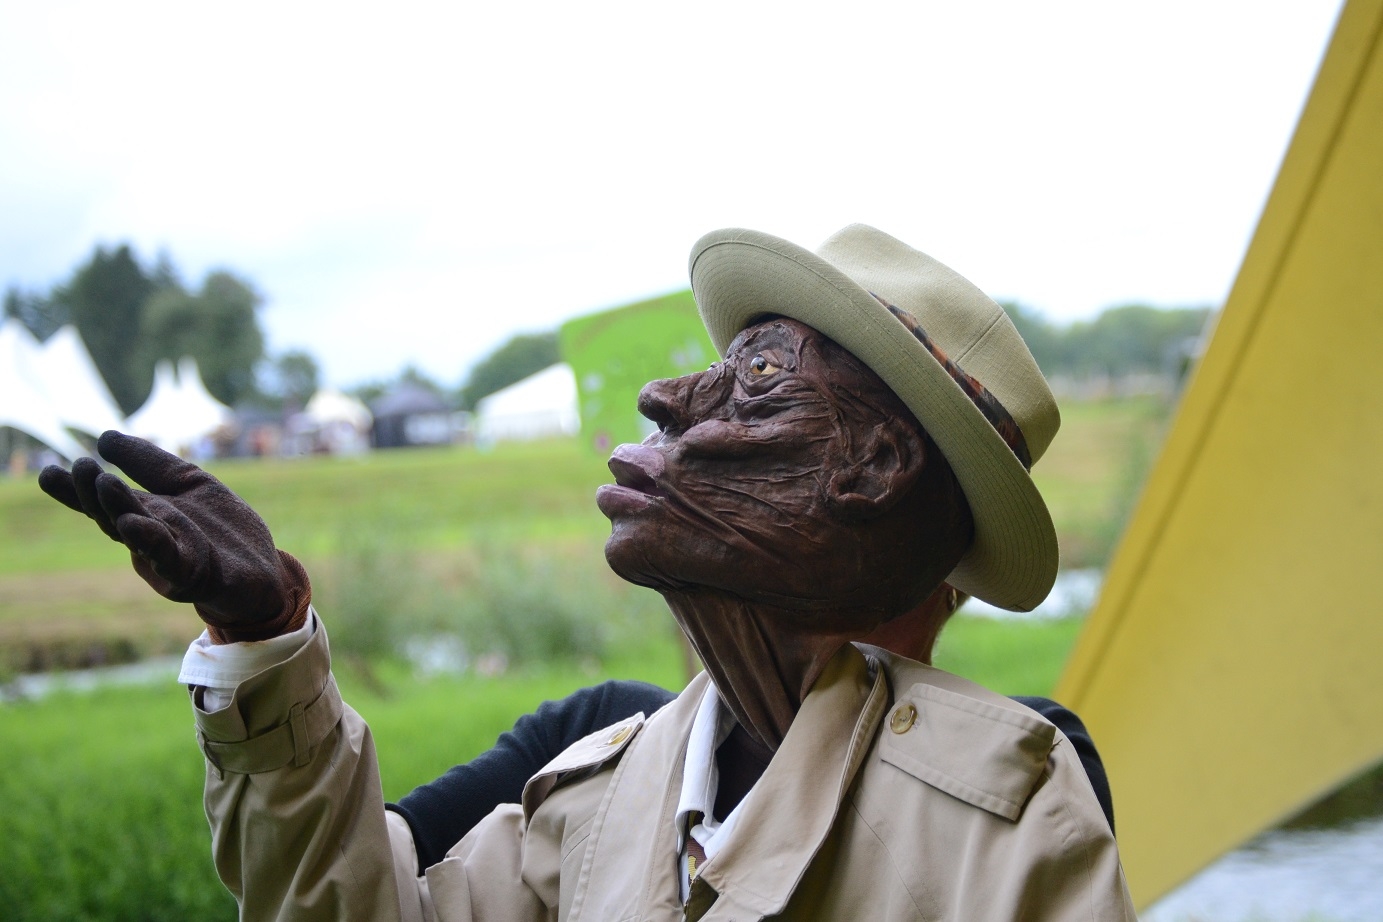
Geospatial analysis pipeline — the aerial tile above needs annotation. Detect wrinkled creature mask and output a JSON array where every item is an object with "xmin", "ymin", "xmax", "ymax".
[{"xmin": 597, "ymin": 318, "xmax": 973, "ymax": 626}]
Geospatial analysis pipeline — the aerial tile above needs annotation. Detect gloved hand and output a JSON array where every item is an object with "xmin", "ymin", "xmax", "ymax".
[{"xmin": 38, "ymin": 430, "xmax": 311, "ymax": 644}]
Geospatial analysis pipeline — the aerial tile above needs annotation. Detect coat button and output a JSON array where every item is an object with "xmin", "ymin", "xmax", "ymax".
[
  {"xmin": 890, "ymin": 703, "xmax": 917, "ymax": 734},
  {"xmin": 607, "ymin": 725, "xmax": 632, "ymax": 746}
]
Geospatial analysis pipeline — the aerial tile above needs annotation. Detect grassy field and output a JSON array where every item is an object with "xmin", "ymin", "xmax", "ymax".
[
  {"xmin": 0, "ymin": 654, "xmax": 683, "ymax": 921},
  {"xmin": 0, "ymin": 394, "xmax": 1173, "ymax": 674},
  {"xmin": 0, "ymin": 439, "xmax": 617, "ymax": 672}
]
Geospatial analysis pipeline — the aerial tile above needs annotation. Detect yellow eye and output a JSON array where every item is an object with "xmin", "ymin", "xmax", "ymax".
[{"xmin": 749, "ymin": 354, "xmax": 780, "ymax": 376}]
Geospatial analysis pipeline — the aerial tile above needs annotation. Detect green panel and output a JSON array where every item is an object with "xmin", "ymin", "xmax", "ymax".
[{"xmin": 559, "ymin": 291, "xmax": 717, "ymax": 453}]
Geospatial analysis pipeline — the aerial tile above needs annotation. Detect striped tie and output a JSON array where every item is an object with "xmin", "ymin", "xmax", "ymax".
[
  {"xmin": 683, "ymin": 812, "xmax": 717, "ymax": 920},
  {"xmin": 685, "ymin": 811, "xmax": 708, "ymax": 886}
]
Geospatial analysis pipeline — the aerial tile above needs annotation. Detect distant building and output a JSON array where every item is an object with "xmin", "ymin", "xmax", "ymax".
[
  {"xmin": 559, "ymin": 291, "xmax": 715, "ymax": 453},
  {"xmin": 369, "ymin": 384, "xmax": 458, "ymax": 448}
]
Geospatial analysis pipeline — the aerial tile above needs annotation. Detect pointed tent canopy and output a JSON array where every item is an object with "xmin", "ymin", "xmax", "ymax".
[
  {"xmin": 1056, "ymin": 0, "xmax": 1383, "ymax": 908},
  {"xmin": 35, "ymin": 325, "xmax": 126, "ymax": 439},
  {"xmin": 125, "ymin": 357, "xmax": 233, "ymax": 455},
  {"xmin": 0, "ymin": 319, "xmax": 90, "ymax": 462},
  {"xmin": 303, "ymin": 388, "xmax": 372, "ymax": 430}
]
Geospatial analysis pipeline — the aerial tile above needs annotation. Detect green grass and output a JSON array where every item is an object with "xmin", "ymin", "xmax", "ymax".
[
  {"xmin": 0, "ymin": 439, "xmax": 619, "ymax": 672},
  {"xmin": 0, "ymin": 397, "xmax": 1166, "ymax": 583},
  {"xmin": 0, "ymin": 438, "xmax": 613, "ymax": 577},
  {"xmin": 0, "ymin": 656, "xmax": 684, "ymax": 922},
  {"xmin": 0, "ymin": 396, "xmax": 1168, "ymax": 653},
  {"xmin": 932, "ymin": 614, "xmax": 1088, "ymax": 696},
  {"xmin": 1032, "ymin": 395, "xmax": 1173, "ymax": 567}
]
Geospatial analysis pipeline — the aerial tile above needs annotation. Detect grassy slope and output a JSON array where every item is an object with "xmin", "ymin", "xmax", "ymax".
[
  {"xmin": 1, "ymin": 438, "xmax": 614, "ymax": 577},
  {"xmin": 0, "ymin": 440, "xmax": 616, "ymax": 668},
  {"xmin": 0, "ymin": 397, "xmax": 1171, "ymax": 671},
  {"xmin": 1030, "ymin": 395, "xmax": 1171, "ymax": 568},
  {"xmin": 0, "ymin": 395, "xmax": 1169, "ymax": 622}
]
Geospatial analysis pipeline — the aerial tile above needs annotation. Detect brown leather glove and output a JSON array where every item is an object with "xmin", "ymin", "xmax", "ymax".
[{"xmin": 38, "ymin": 430, "xmax": 311, "ymax": 644}]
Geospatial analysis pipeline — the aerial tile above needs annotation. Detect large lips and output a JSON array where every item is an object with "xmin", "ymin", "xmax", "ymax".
[{"xmin": 596, "ymin": 444, "xmax": 667, "ymax": 518}]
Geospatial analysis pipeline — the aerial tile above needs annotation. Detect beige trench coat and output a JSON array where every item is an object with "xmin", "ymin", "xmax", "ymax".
[{"xmin": 192, "ymin": 622, "xmax": 1136, "ymax": 921}]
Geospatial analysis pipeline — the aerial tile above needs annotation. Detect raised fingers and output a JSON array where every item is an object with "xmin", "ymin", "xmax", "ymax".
[
  {"xmin": 37, "ymin": 465, "xmax": 82, "ymax": 514},
  {"xmin": 94, "ymin": 471, "xmax": 150, "ymax": 523},
  {"xmin": 69, "ymin": 457, "xmax": 123, "ymax": 541},
  {"xmin": 97, "ymin": 430, "xmax": 210, "ymax": 496},
  {"xmin": 114, "ymin": 499, "xmax": 210, "ymax": 600}
]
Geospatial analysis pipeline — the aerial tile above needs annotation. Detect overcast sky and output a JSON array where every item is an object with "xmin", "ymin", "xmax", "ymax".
[{"xmin": 0, "ymin": 1, "xmax": 1345, "ymax": 389}]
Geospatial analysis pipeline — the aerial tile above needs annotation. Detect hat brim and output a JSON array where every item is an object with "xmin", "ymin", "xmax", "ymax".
[{"xmin": 689, "ymin": 228, "xmax": 1057, "ymax": 612}]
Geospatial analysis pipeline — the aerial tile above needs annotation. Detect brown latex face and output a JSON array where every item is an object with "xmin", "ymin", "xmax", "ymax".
[{"xmin": 596, "ymin": 317, "xmax": 972, "ymax": 624}]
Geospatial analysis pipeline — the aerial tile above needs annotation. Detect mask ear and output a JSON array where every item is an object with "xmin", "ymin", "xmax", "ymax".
[{"xmin": 825, "ymin": 416, "xmax": 926, "ymax": 522}]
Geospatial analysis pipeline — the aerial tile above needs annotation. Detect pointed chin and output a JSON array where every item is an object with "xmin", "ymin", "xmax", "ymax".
[{"xmin": 602, "ymin": 519, "xmax": 688, "ymax": 593}]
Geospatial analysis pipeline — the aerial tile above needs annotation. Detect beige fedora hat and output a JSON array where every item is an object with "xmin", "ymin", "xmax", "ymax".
[{"xmin": 689, "ymin": 224, "xmax": 1059, "ymax": 612}]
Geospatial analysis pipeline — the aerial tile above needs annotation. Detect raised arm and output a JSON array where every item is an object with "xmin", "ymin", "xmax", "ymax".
[
  {"xmin": 37, "ymin": 433, "xmax": 557, "ymax": 922},
  {"xmin": 38, "ymin": 430, "xmax": 311, "ymax": 641}
]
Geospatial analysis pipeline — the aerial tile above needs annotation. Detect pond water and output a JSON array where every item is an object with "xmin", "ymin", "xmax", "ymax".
[
  {"xmin": 1147, "ymin": 812, "xmax": 1383, "ymax": 921},
  {"xmin": 962, "ymin": 567, "xmax": 1103, "ymax": 620},
  {"xmin": 1146, "ymin": 757, "xmax": 1383, "ymax": 921},
  {"xmin": 0, "ymin": 654, "xmax": 181, "ymax": 702}
]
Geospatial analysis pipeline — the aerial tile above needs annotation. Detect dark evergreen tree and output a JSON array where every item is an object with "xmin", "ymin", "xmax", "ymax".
[
  {"xmin": 139, "ymin": 270, "xmax": 265, "ymax": 406},
  {"xmin": 459, "ymin": 332, "xmax": 561, "ymax": 410},
  {"xmin": 52, "ymin": 245, "xmax": 156, "ymax": 414},
  {"xmin": 4, "ymin": 286, "xmax": 69, "ymax": 341}
]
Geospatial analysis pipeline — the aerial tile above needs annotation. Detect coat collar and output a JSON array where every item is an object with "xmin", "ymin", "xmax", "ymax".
[
  {"xmin": 560, "ymin": 643, "xmax": 1057, "ymax": 922},
  {"xmin": 695, "ymin": 643, "xmax": 888, "ymax": 918}
]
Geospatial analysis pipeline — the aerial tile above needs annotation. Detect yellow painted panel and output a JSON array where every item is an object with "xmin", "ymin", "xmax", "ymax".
[{"xmin": 1054, "ymin": 0, "xmax": 1383, "ymax": 908}]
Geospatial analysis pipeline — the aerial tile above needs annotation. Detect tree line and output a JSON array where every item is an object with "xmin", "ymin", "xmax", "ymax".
[
  {"xmin": 3, "ymin": 245, "xmax": 311, "ymax": 415},
  {"xmin": 1002, "ymin": 302, "xmax": 1212, "ymax": 382},
  {"xmin": 6, "ymin": 242, "xmax": 1211, "ymax": 424},
  {"xmin": 4, "ymin": 242, "xmax": 560, "ymax": 419}
]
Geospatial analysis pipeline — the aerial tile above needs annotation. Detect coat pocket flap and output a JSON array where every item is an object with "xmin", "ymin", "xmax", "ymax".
[{"xmin": 880, "ymin": 684, "xmax": 1055, "ymax": 821}]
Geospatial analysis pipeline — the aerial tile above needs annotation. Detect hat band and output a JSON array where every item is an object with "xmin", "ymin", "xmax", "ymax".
[{"xmin": 873, "ymin": 296, "xmax": 1033, "ymax": 471}]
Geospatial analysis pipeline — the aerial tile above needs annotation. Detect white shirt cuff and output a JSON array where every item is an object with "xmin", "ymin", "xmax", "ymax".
[{"xmin": 178, "ymin": 609, "xmax": 317, "ymax": 710}]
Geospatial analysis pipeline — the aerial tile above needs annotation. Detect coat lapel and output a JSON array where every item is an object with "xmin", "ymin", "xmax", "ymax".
[
  {"xmin": 566, "ymin": 648, "xmax": 886, "ymax": 921},
  {"xmin": 566, "ymin": 673, "xmax": 705, "ymax": 922},
  {"xmin": 695, "ymin": 644, "xmax": 887, "ymax": 919}
]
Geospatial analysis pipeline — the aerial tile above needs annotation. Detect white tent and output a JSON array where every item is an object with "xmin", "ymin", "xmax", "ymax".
[
  {"xmin": 288, "ymin": 388, "xmax": 372, "ymax": 455},
  {"xmin": 304, "ymin": 388, "xmax": 372, "ymax": 431},
  {"xmin": 0, "ymin": 319, "xmax": 90, "ymax": 462},
  {"xmin": 125, "ymin": 357, "xmax": 233, "ymax": 457},
  {"xmin": 36, "ymin": 325, "xmax": 126, "ymax": 439},
  {"xmin": 475, "ymin": 363, "xmax": 579, "ymax": 445}
]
